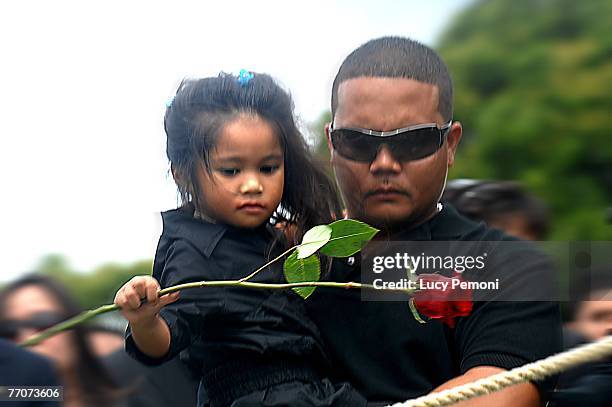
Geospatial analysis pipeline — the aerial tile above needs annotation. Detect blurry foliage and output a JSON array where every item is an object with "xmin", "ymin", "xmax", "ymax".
[
  {"xmin": 310, "ymin": 0, "xmax": 612, "ymax": 240},
  {"xmin": 308, "ymin": 110, "xmax": 333, "ymax": 178},
  {"xmin": 35, "ymin": 254, "xmax": 152, "ymax": 310},
  {"xmin": 438, "ymin": 0, "xmax": 612, "ymax": 239}
]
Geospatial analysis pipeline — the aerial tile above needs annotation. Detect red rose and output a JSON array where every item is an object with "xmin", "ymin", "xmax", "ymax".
[{"xmin": 412, "ymin": 273, "xmax": 473, "ymax": 328}]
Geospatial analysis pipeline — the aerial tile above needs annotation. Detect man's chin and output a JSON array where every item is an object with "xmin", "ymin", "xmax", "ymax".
[
  {"xmin": 360, "ymin": 210, "xmax": 415, "ymax": 229},
  {"xmin": 357, "ymin": 205, "xmax": 437, "ymax": 232}
]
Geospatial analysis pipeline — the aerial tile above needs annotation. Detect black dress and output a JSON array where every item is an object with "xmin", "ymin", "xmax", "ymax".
[{"xmin": 125, "ymin": 207, "xmax": 365, "ymax": 407}]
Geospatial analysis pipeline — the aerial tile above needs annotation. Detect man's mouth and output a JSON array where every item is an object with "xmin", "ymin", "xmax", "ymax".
[{"xmin": 365, "ymin": 187, "xmax": 409, "ymax": 199}]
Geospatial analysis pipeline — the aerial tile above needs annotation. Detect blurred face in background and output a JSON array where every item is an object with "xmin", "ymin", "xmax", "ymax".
[
  {"xmin": 569, "ymin": 289, "xmax": 612, "ymax": 340},
  {"xmin": 2, "ymin": 285, "xmax": 77, "ymax": 372},
  {"xmin": 488, "ymin": 212, "xmax": 539, "ymax": 241}
]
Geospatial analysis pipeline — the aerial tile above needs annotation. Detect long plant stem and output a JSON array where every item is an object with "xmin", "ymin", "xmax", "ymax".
[
  {"xmin": 238, "ymin": 245, "xmax": 297, "ymax": 282},
  {"xmin": 20, "ymin": 228, "xmax": 383, "ymax": 347},
  {"xmin": 19, "ymin": 280, "xmax": 412, "ymax": 347}
]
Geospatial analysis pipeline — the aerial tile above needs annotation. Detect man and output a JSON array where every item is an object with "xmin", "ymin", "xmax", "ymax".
[{"xmin": 306, "ymin": 37, "xmax": 562, "ymax": 406}]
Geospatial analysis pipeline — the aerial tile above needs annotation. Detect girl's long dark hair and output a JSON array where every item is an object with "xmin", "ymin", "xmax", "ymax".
[
  {"xmin": 165, "ymin": 72, "xmax": 342, "ymax": 245},
  {"xmin": 0, "ymin": 274, "xmax": 120, "ymax": 407}
]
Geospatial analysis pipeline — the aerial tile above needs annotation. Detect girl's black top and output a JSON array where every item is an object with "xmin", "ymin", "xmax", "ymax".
[{"xmin": 126, "ymin": 207, "xmax": 329, "ymax": 372}]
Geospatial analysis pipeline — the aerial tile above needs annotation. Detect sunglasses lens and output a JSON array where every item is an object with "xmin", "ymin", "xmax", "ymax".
[
  {"xmin": 27, "ymin": 312, "xmax": 66, "ymax": 330},
  {"xmin": 331, "ymin": 129, "xmax": 378, "ymax": 161},
  {"xmin": 331, "ymin": 127, "xmax": 444, "ymax": 162},
  {"xmin": 0, "ymin": 312, "xmax": 66, "ymax": 340},
  {"xmin": 391, "ymin": 127, "xmax": 442, "ymax": 161}
]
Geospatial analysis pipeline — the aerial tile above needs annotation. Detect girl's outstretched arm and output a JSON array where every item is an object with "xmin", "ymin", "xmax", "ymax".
[{"xmin": 114, "ymin": 275, "xmax": 180, "ymax": 358}]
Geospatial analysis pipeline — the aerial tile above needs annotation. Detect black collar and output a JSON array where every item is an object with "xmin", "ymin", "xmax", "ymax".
[
  {"xmin": 160, "ymin": 207, "xmax": 227, "ymax": 258},
  {"xmin": 391, "ymin": 204, "xmax": 481, "ymax": 241}
]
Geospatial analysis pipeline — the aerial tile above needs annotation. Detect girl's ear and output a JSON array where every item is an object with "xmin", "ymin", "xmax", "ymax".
[
  {"xmin": 172, "ymin": 165, "xmax": 198, "ymax": 206},
  {"xmin": 171, "ymin": 165, "xmax": 185, "ymax": 185},
  {"xmin": 171, "ymin": 165, "xmax": 193, "ymax": 197}
]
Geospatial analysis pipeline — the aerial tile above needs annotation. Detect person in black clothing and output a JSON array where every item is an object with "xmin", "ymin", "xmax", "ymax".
[
  {"xmin": 0, "ymin": 338, "xmax": 60, "ymax": 407},
  {"xmin": 443, "ymin": 179, "xmax": 612, "ymax": 406},
  {"xmin": 547, "ymin": 269, "xmax": 612, "ymax": 407},
  {"xmin": 114, "ymin": 72, "xmax": 365, "ymax": 406},
  {"xmin": 307, "ymin": 36, "xmax": 562, "ymax": 406}
]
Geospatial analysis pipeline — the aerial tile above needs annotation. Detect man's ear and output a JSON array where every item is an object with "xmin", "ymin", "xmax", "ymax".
[
  {"xmin": 325, "ymin": 122, "xmax": 333, "ymax": 162},
  {"xmin": 446, "ymin": 121, "xmax": 462, "ymax": 167}
]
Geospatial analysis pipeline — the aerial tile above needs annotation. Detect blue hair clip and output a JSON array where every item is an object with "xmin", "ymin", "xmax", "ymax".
[
  {"xmin": 165, "ymin": 95, "xmax": 175, "ymax": 108},
  {"xmin": 237, "ymin": 69, "xmax": 254, "ymax": 87}
]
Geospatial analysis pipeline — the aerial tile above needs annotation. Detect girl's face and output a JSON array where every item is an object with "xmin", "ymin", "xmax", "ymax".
[
  {"xmin": 3, "ymin": 285, "xmax": 77, "ymax": 372},
  {"xmin": 197, "ymin": 114, "xmax": 284, "ymax": 228}
]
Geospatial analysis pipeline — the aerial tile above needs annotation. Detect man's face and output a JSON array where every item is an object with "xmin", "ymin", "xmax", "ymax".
[{"xmin": 329, "ymin": 77, "xmax": 461, "ymax": 230}]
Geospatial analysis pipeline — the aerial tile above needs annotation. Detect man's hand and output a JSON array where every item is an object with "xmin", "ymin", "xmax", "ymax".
[{"xmin": 432, "ymin": 366, "xmax": 540, "ymax": 407}]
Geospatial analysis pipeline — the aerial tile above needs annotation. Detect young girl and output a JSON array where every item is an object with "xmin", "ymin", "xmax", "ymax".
[{"xmin": 114, "ymin": 72, "xmax": 366, "ymax": 406}]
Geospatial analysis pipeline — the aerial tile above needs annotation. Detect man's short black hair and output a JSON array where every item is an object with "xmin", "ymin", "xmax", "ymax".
[{"xmin": 331, "ymin": 36, "xmax": 454, "ymax": 122}]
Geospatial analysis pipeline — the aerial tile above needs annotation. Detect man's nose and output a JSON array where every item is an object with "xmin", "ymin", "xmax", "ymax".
[
  {"xmin": 239, "ymin": 177, "xmax": 263, "ymax": 195},
  {"xmin": 370, "ymin": 145, "xmax": 401, "ymax": 174}
]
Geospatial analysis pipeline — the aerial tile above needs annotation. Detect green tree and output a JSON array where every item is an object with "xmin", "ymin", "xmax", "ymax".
[
  {"xmin": 36, "ymin": 254, "xmax": 152, "ymax": 309},
  {"xmin": 308, "ymin": 110, "xmax": 333, "ymax": 177},
  {"xmin": 437, "ymin": 0, "xmax": 612, "ymax": 239}
]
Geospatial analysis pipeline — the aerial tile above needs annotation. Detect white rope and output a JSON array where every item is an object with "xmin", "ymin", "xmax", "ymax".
[{"xmin": 388, "ymin": 335, "xmax": 612, "ymax": 407}]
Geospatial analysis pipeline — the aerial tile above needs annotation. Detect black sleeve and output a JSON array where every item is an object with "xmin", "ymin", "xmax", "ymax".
[
  {"xmin": 456, "ymin": 301, "xmax": 562, "ymax": 372},
  {"xmin": 125, "ymin": 239, "xmax": 224, "ymax": 366},
  {"xmin": 454, "ymin": 241, "xmax": 563, "ymax": 381}
]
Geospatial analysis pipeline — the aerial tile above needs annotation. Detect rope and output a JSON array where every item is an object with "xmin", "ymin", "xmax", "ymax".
[{"xmin": 389, "ymin": 335, "xmax": 612, "ymax": 407}]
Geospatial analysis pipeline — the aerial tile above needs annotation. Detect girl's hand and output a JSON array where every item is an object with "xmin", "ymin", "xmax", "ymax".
[{"xmin": 114, "ymin": 276, "xmax": 180, "ymax": 327}]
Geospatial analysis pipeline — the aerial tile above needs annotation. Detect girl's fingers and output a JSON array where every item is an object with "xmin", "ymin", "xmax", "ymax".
[
  {"xmin": 114, "ymin": 291, "xmax": 126, "ymax": 308},
  {"xmin": 159, "ymin": 291, "xmax": 180, "ymax": 307},
  {"xmin": 146, "ymin": 283, "xmax": 158, "ymax": 304},
  {"xmin": 124, "ymin": 285, "xmax": 142, "ymax": 309}
]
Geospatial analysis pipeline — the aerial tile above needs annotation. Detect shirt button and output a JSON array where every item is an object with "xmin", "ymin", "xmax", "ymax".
[{"xmin": 346, "ymin": 256, "xmax": 355, "ymax": 266}]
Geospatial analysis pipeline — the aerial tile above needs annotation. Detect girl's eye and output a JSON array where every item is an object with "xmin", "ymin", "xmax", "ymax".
[
  {"xmin": 218, "ymin": 168, "xmax": 240, "ymax": 176},
  {"xmin": 260, "ymin": 165, "xmax": 280, "ymax": 174}
]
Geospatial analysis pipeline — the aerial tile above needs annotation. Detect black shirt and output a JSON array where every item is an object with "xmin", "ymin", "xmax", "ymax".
[
  {"xmin": 306, "ymin": 204, "xmax": 563, "ymax": 403},
  {"xmin": 126, "ymin": 207, "xmax": 327, "ymax": 370}
]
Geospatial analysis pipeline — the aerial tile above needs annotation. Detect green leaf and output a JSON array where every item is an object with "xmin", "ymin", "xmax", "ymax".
[
  {"xmin": 319, "ymin": 219, "xmax": 379, "ymax": 257},
  {"xmin": 283, "ymin": 251, "xmax": 320, "ymax": 299},
  {"xmin": 296, "ymin": 225, "xmax": 332, "ymax": 259}
]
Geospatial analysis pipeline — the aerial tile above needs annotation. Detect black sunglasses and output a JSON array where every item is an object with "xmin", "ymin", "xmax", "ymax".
[
  {"xmin": 330, "ymin": 121, "xmax": 452, "ymax": 162},
  {"xmin": 0, "ymin": 312, "xmax": 67, "ymax": 341}
]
